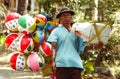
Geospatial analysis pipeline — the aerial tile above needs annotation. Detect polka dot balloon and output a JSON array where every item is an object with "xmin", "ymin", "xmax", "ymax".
[
  {"xmin": 5, "ymin": 13, "xmax": 21, "ymax": 32},
  {"xmin": 10, "ymin": 52, "xmax": 26, "ymax": 71},
  {"xmin": 17, "ymin": 34, "xmax": 34, "ymax": 53},
  {"xmin": 18, "ymin": 14, "xmax": 36, "ymax": 34},
  {"xmin": 4, "ymin": 33, "xmax": 19, "ymax": 51}
]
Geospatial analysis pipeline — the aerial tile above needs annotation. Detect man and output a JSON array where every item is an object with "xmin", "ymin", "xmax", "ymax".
[
  {"xmin": 47, "ymin": 7, "xmax": 85, "ymax": 79},
  {"xmin": 47, "ymin": 7, "xmax": 103, "ymax": 79}
]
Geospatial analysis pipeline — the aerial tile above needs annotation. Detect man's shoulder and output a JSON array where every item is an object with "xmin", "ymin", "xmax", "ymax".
[{"xmin": 52, "ymin": 25, "xmax": 63, "ymax": 31}]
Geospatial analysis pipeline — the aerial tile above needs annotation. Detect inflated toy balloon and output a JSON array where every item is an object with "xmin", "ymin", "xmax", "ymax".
[
  {"xmin": 18, "ymin": 14, "xmax": 36, "ymax": 34},
  {"xmin": 34, "ymin": 14, "xmax": 47, "ymax": 29},
  {"xmin": 5, "ymin": 13, "xmax": 21, "ymax": 31},
  {"xmin": 5, "ymin": 33, "xmax": 19, "ymax": 51},
  {"xmin": 10, "ymin": 52, "xmax": 26, "ymax": 71},
  {"xmin": 27, "ymin": 53, "xmax": 45, "ymax": 71},
  {"xmin": 17, "ymin": 34, "xmax": 34, "ymax": 53},
  {"xmin": 32, "ymin": 30, "xmax": 46, "ymax": 44},
  {"xmin": 40, "ymin": 42, "xmax": 51, "ymax": 56},
  {"xmin": 46, "ymin": 21, "xmax": 59, "ymax": 33}
]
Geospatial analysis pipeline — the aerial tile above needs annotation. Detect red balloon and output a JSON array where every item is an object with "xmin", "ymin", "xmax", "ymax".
[
  {"xmin": 5, "ymin": 13, "xmax": 21, "ymax": 31},
  {"xmin": 40, "ymin": 42, "xmax": 51, "ymax": 56},
  {"xmin": 5, "ymin": 13, "xmax": 21, "ymax": 23},
  {"xmin": 18, "ymin": 35, "xmax": 34, "ymax": 53},
  {"xmin": 10, "ymin": 52, "xmax": 26, "ymax": 71},
  {"xmin": 35, "ymin": 14, "xmax": 47, "ymax": 23},
  {"xmin": 5, "ymin": 33, "xmax": 18, "ymax": 48},
  {"xmin": 10, "ymin": 53, "xmax": 19, "ymax": 70}
]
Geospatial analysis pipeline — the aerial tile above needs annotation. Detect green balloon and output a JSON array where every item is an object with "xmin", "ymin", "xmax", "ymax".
[{"xmin": 18, "ymin": 15, "xmax": 26, "ymax": 28}]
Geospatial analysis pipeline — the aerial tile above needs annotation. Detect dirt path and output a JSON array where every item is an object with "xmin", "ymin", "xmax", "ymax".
[
  {"xmin": 0, "ymin": 52, "xmax": 51, "ymax": 79},
  {"xmin": 0, "ymin": 65, "xmax": 50, "ymax": 79}
]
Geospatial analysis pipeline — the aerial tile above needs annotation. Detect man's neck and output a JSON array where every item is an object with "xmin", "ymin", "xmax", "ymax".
[{"xmin": 63, "ymin": 23, "xmax": 71, "ymax": 31}]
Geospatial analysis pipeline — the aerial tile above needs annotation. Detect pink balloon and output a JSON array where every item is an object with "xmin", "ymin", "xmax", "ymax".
[{"xmin": 27, "ymin": 53, "xmax": 45, "ymax": 71}]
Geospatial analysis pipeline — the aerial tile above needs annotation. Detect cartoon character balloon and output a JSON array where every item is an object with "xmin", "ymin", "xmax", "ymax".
[
  {"xmin": 46, "ymin": 21, "xmax": 59, "ymax": 33},
  {"xmin": 32, "ymin": 30, "xmax": 46, "ymax": 44},
  {"xmin": 18, "ymin": 14, "xmax": 36, "ymax": 34},
  {"xmin": 4, "ymin": 33, "xmax": 19, "ymax": 51},
  {"xmin": 40, "ymin": 42, "xmax": 51, "ymax": 56},
  {"xmin": 34, "ymin": 14, "xmax": 47, "ymax": 30},
  {"xmin": 5, "ymin": 13, "xmax": 21, "ymax": 32},
  {"xmin": 27, "ymin": 53, "xmax": 45, "ymax": 71},
  {"xmin": 17, "ymin": 34, "xmax": 34, "ymax": 53},
  {"xmin": 10, "ymin": 52, "xmax": 26, "ymax": 71}
]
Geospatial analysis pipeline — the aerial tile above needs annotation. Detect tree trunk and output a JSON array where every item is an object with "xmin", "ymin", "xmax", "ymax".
[
  {"xmin": 17, "ymin": 0, "xmax": 28, "ymax": 15},
  {"xmin": 9, "ymin": 0, "xmax": 15, "ymax": 11},
  {"xmin": 0, "ymin": 0, "xmax": 4, "ymax": 3},
  {"xmin": 92, "ymin": 0, "xmax": 98, "ymax": 21},
  {"xmin": 99, "ymin": 9, "xmax": 104, "ymax": 22},
  {"xmin": 31, "ymin": 0, "xmax": 35, "ymax": 11},
  {"xmin": 27, "ymin": 0, "xmax": 31, "ymax": 11}
]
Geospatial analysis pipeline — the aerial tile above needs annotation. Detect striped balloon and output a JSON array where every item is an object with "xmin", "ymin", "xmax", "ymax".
[
  {"xmin": 18, "ymin": 14, "xmax": 36, "ymax": 34},
  {"xmin": 5, "ymin": 13, "xmax": 21, "ymax": 32},
  {"xmin": 27, "ymin": 53, "xmax": 45, "ymax": 71},
  {"xmin": 10, "ymin": 52, "xmax": 26, "ymax": 71}
]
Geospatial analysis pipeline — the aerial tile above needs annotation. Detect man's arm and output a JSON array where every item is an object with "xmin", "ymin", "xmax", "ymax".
[{"xmin": 51, "ymin": 42, "xmax": 57, "ymax": 73}]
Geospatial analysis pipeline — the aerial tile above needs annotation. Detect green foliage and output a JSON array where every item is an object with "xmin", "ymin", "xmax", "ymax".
[
  {"xmin": 36, "ymin": 0, "xmax": 120, "ymax": 23},
  {"xmin": 36, "ymin": 0, "xmax": 60, "ymax": 13},
  {"xmin": 109, "ymin": 26, "xmax": 120, "ymax": 45},
  {"xmin": 0, "ymin": 34, "xmax": 6, "ymax": 46},
  {"xmin": 114, "ymin": 66, "xmax": 120, "ymax": 79},
  {"xmin": 84, "ymin": 61, "xmax": 94, "ymax": 73}
]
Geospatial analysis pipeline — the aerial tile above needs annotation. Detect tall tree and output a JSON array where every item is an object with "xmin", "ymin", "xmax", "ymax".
[
  {"xmin": 17, "ymin": 0, "xmax": 28, "ymax": 15},
  {"xmin": 92, "ymin": 0, "xmax": 98, "ymax": 21},
  {"xmin": 30, "ymin": 0, "xmax": 35, "ymax": 11},
  {"xmin": 0, "ymin": 0, "xmax": 4, "ymax": 3}
]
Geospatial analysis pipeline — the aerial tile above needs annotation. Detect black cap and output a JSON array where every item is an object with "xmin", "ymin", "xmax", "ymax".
[{"xmin": 56, "ymin": 7, "xmax": 75, "ymax": 18}]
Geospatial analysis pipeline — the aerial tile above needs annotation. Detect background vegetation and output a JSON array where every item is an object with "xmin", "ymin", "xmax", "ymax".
[{"xmin": 0, "ymin": 0, "xmax": 120, "ymax": 79}]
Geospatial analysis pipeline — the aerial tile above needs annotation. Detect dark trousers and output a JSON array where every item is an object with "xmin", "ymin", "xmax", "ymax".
[{"xmin": 56, "ymin": 67, "xmax": 82, "ymax": 79}]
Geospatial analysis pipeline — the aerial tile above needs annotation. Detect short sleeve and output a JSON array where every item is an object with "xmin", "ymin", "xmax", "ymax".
[
  {"xmin": 47, "ymin": 30, "xmax": 58, "ymax": 43},
  {"xmin": 78, "ymin": 37, "xmax": 86, "ymax": 52}
]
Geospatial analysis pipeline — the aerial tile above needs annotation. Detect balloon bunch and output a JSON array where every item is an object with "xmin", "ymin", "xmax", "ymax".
[{"xmin": 4, "ymin": 13, "xmax": 59, "ymax": 72}]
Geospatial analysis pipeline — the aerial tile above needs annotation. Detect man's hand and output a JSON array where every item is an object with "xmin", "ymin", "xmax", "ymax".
[
  {"xmin": 52, "ymin": 61, "xmax": 56, "ymax": 74},
  {"xmin": 51, "ymin": 42, "xmax": 57, "ymax": 74}
]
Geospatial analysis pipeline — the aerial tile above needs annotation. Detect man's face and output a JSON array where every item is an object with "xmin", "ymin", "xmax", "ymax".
[{"xmin": 59, "ymin": 12, "xmax": 72, "ymax": 24}]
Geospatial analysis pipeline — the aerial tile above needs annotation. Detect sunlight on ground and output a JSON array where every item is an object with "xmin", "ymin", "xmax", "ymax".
[
  {"xmin": 16, "ymin": 76, "xmax": 50, "ymax": 79},
  {"xmin": 16, "ymin": 76, "xmax": 42, "ymax": 79},
  {"xmin": 0, "ymin": 66, "xmax": 50, "ymax": 79}
]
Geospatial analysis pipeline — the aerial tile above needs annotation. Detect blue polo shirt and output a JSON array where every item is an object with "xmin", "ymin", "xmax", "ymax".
[{"xmin": 47, "ymin": 24, "xmax": 86, "ymax": 70}]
